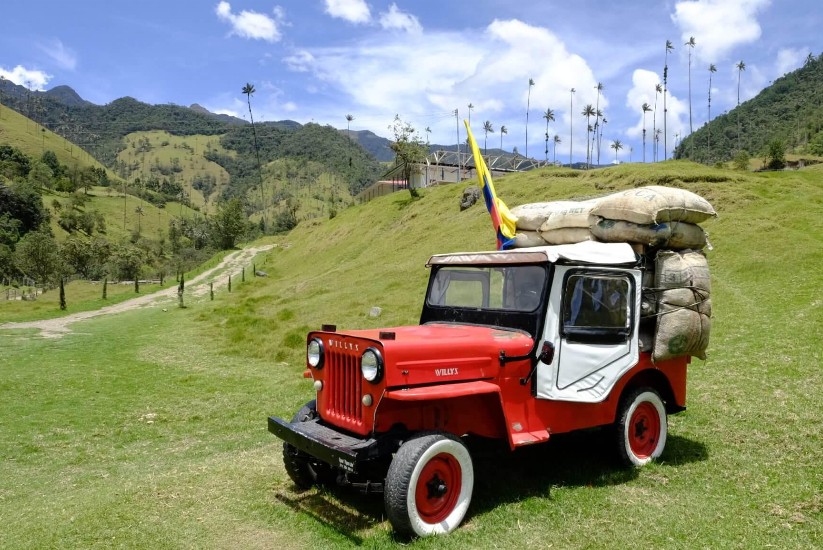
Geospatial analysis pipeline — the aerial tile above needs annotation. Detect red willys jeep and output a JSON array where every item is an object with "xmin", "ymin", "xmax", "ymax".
[{"xmin": 268, "ymin": 241, "xmax": 693, "ymax": 537}]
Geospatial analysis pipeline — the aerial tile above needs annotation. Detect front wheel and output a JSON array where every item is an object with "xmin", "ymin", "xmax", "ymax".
[
  {"xmin": 282, "ymin": 400, "xmax": 337, "ymax": 489},
  {"xmin": 615, "ymin": 388, "xmax": 667, "ymax": 467},
  {"xmin": 384, "ymin": 433, "xmax": 474, "ymax": 538}
]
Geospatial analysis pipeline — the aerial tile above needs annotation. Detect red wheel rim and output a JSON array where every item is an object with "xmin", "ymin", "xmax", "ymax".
[
  {"xmin": 628, "ymin": 402, "xmax": 661, "ymax": 459},
  {"xmin": 415, "ymin": 452, "xmax": 462, "ymax": 524}
]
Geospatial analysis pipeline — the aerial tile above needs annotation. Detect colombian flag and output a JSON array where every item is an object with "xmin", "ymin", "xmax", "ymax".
[{"xmin": 464, "ymin": 120, "xmax": 518, "ymax": 250}]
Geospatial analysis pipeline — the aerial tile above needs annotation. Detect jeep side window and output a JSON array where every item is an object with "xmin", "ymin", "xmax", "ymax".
[{"xmin": 562, "ymin": 274, "xmax": 631, "ymax": 343}]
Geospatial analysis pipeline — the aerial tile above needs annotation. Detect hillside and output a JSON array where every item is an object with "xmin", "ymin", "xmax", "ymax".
[
  {"xmin": 0, "ymin": 104, "xmax": 111, "ymax": 176},
  {"xmin": 2, "ymin": 161, "xmax": 822, "ymax": 547},
  {"xmin": 677, "ymin": 52, "xmax": 823, "ymax": 163}
]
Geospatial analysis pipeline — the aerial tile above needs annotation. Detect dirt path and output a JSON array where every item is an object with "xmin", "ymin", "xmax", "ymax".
[{"xmin": 0, "ymin": 244, "xmax": 276, "ymax": 339}]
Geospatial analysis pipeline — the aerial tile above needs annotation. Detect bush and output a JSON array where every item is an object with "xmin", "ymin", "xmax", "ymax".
[{"xmin": 733, "ymin": 150, "xmax": 751, "ymax": 171}]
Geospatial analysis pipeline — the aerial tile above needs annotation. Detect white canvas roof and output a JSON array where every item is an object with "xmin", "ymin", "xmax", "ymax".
[{"xmin": 427, "ymin": 241, "xmax": 638, "ymax": 267}]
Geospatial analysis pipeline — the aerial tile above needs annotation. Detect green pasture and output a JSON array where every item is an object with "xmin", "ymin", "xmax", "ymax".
[
  {"xmin": 0, "ymin": 105, "xmax": 111, "ymax": 176},
  {"xmin": 117, "ymin": 130, "xmax": 233, "ymax": 213},
  {"xmin": 2, "ymin": 161, "xmax": 822, "ymax": 548}
]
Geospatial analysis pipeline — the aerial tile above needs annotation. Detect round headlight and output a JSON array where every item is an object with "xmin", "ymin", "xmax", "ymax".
[
  {"xmin": 307, "ymin": 338, "xmax": 324, "ymax": 368},
  {"xmin": 361, "ymin": 348, "xmax": 383, "ymax": 383}
]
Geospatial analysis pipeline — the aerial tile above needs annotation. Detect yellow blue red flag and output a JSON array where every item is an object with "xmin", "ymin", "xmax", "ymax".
[{"xmin": 464, "ymin": 120, "xmax": 518, "ymax": 250}]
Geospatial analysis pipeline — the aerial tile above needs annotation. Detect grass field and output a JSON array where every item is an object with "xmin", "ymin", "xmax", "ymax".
[
  {"xmin": 0, "ymin": 105, "xmax": 112, "ymax": 176},
  {"xmin": 2, "ymin": 160, "xmax": 822, "ymax": 548}
]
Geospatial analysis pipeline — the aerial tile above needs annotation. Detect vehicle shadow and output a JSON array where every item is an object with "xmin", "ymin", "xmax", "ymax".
[
  {"xmin": 467, "ymin": 429, "xmax": 709, "ymax": 515},
  {"xmin": 272, "ymin": 429, "xmax": 707, "ymax": 540}
]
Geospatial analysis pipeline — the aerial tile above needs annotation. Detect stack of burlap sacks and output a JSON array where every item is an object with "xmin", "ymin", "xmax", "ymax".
[{"xmin": 511, "ymin": 185, "xmax": 714, "ymax": 362}]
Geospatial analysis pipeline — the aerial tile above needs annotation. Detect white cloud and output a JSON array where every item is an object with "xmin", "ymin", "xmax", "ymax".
[
  {"xmin": 672, "ymin": 0, "xmax": 771, "ymax": 62},
  {"xmin": 37, "ymin": 38, "xmax": 77, "ymax": 71},
  {"xmin": 215, "ymin": 1, "xmax": 283, "ymax": 42},
  {"xmin": 774, "ymin": 47, "xmax": 805, "ymax": 77},
  {"xmin": 324, "ymin": 0, "xmax": 371, "ymax": 24},
  {"xmin": 379, "ymin": 4, "xmax": 422, "ymax": 34},
  {"xmin": 625, "ymin": 69, "xmax": 687, "ymax": 159},
  {"xmin": 0, "ymin": 65, "xmax": 52, "ymax": 90},
  {"xmin": 283, "ymin": 18, "xmax": 603, "ymax": 157}
]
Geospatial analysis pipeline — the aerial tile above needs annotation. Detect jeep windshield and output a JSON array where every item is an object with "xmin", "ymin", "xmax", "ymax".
[{"xmin": 420, "ymin": 264, "xmax": 549, "ymax": 338}]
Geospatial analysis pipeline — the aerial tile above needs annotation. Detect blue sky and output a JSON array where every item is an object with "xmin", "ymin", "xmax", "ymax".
[{"xmin": 1, "ymin": 0, "xmax": 818, "ymax": 163}]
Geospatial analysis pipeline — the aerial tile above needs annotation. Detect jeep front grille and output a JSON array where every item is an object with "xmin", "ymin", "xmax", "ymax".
[{"xmin": 324, "ymin": 347, "xmax": 365, "ymax": 432}]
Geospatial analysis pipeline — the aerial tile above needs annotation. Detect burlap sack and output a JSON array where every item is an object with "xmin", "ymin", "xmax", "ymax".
[
  {"xmin": 512, "ymin": 231, "xmax": 548, "ymax": 248},
  {"xmin": 538, "ymin": 227, "xmax": 592, "ymax": 245},
  {"xmin": 512, "ymin": 201, "xmax": 578, "ymax": 230},
  {"xmin": 590, "ymin": 216, "xmax": 707, "ymax": 250},
  {"xmin": 591, "ymin": 186, "xmax": 716, "ymax": 225},
  {"xmin": 655, "ymin": 249, "xmax": 711, "ymax": 291},
  {"xmin": 652, "ymin": 250, "xmax": 712, "ymax": 361},
  {"xmin": 538, "ymin": 199, "xmax": 599, "ymax": 231}
]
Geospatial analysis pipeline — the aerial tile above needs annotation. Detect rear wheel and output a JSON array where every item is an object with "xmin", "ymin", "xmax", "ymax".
[
  {"xmin": 282, "ymin": 400, "xmax": 337, "ymax": 489},
  {"xmin": 615, "ymin": 388, "xmax": 667, "ymax": 467},
  {"xmin": 384, "ymin": 433, "xmax": 473, "ymax": 538}
]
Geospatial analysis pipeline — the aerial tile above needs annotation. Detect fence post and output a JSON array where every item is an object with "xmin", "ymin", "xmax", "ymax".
[
  {"xmin": 210, "ymin": 282, "xmax": 214, "ymax": 301},
  {"xmin": 228, "ymin": 274, "xmax": 232, "ymax": 293}
]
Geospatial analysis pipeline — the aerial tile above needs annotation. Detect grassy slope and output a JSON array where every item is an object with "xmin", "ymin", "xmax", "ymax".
[
  {"xmin": 0, "ymin": 105, "xmax": 111, "ymax": 176},
  {"xmin": 117, "ymin": 130, "xmax": 232, "ymax": 214},
  {"xmin": 2, "ymin": 161, "xmax": 822, "ymax": 548}
]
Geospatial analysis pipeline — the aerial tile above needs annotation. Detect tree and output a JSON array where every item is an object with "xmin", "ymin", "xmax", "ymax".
[
  {"xmin": 707, "ymin": 64, "xmax": 717, "ymax": 162},
  {"xmin": 134, "ymin": 205, "xmax": 144, "ymax": 235},
  {"xmin": 213, "ymin": 198, "xmax": 246, "ymax": 249},
  {"xmin": 685, "ymin": 36, "xmax": 696, "ymax": 136},
  {"xmin": 663, "ymin": 40, "xmax": 674, "ymax": 160},
  {"xmin": 569, "ymin": 88, "xmax": 576, "ymax": 166},
  {"xmin": 346, "ymin": 114, "xmax": 355, "ymax": 167},
  {"xmin": 594, "ymin": 83, "xmax": 604, "ymax": 164},
  {"xmin": 499, "ymin": 125, "xmax": 507, "ymax": 151},
  {"xmin": 653, "ymin": 83, "xmax": 662, "ymax": 161},
  {"xmin": 388, "ymin": 115, "xmax": 427, "ymax": 198},
  {"xmin": 14, "ymin": 229, "xmax": 59, "ymax": 287},
  {"xmin": 542, "ymin": 108, "xmax": 555, "ymax": 162},
  {"xmin": 581, "ymin": 104, "xmax": 595, "ymax": 169},
  {"xmin": 610, "ymin": 139, "xmax": 624, "ymax": 163},
  {"xmin": 242, "ymin": 83, "xmax": 265, "ymax": 222},
  {"xmin": 111, "ymin": 243, "xmax": 143, "ymax": 291},
  {"xmin": 641, "ymin": 103, "xmax": 652, "ymax": 162},
  {"xmin": 482, "ymin": 121, "xmax": 494, "ymax": 155},
  {"xmin": 764, "ymin": 139, "xmax": 786, "ymax": 170},
  {"xmin": 553, "ymin": 135, "xmax": 561, "ymax": 164},
  {"xmin": 525, "ymin": 78, "xmax": 535, "ymax": 158},
  {"xmin": 467, "ymin": 103, "xmax": 474, "ymax": 127},
  {"xmin": 736, "ymin": 60, "xmax": 746, "ymax": 151}
]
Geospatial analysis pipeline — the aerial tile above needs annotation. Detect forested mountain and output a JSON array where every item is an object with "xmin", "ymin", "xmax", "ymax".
[
  {"xmin": 676, "ymin": 53, "xmax": 823, "ymax": 163},
  {"xmin": 0, "ymin": 79, "xmax": 384, "ymax": 199}
]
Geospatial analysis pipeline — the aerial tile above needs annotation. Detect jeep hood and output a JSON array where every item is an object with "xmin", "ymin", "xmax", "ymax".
[{"xmin": 342, "ymin": 323, "xmax": 534, "ymax": 386}]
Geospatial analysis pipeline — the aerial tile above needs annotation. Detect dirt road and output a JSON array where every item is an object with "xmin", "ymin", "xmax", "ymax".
[{"xmin": 0, "ymin": 244, "xmax": 275, "ymax": 339}]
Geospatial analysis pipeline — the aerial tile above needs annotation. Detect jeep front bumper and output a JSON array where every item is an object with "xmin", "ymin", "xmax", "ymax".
[{"xmin": 268, "ymin": 416, "xmax": 381, "ymax": 473}]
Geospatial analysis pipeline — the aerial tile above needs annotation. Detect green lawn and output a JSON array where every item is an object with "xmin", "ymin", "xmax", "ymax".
[{"xmin": 2, "ymin": 161, "xmax": 822, "ymax": 548}]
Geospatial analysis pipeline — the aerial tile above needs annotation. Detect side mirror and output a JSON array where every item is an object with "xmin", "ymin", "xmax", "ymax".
[{"xmin": 538, "ymin": 341, "xmax": 555, "ymax": 365}]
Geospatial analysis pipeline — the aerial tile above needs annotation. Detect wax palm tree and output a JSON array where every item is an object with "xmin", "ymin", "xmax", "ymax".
[
  {"xmin": 610, "ymin": 139, "xmax": 624, "ymax": 163},
  {"xmin": 596, "ymin": 109, "xmax": 605, "ymax": 165},
  {"xmin": 499, "ymin": 125, "xmax": 507, "ymax": 151},
  {"xmin": 425, "ymin": 126, "xmax": 431, "ymax": 146},
  {"xmin": 553, "ymin": 135, "xmax": 561, "ymax": 164},
  {"xmin": 467, "ymin": 103, "xmax": 474, "ymax": 127},
  {"xmin": 483, "ymin": 120, "xmax": 494, "ymax": 155},
  {"xmin": 525, "ymin": 78, "xmax": 535, "ymax": 158},
  {"xmin": 663, "ymin": 40, "xmax": 674, "ymax": 160},
  {"xmin": 685, "ymin": 36, "xmax": 696, "ymax": 135},
  {"xmin": 581, "ymin": 104, "xmax": 595, "ymax": 169},
  {"xmin": 242, "ymin": 83, "xmax": 265, "ymax": 218},
  {"xmin": 641, "ymin": 102, "xmax": 652, "ymax": 162},
  {"xmin": 655, "ymin": 129, "xmax": 662, "ymax": 161},
  {"xmin": 594, "ymin": 83, "xmax": 604, "ymax": 164},
  {"xmin": 569, "ymin": 88, "xmax": 575, "ymax": 166},
  {"xmin": 542, "ymin": 108, "xmax": 555, "ymax": 162},
  {"xmin": 708, "ymin": 64, "xmax": 717, "ymax": 161},
  {"xmin": 134, "ymin": 205, "xmax": 144, "ymax": 235},
  {"xmin": 346, "ymin": 114, "xmax": 355, "ymax": 167},
  {"xmin": 653, "ymin": 83, "xmax": 662, "ymax": 161},
  {"xmin": 736, "ymin": 60, "xmax": 746, "ymax": 150}
]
